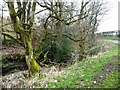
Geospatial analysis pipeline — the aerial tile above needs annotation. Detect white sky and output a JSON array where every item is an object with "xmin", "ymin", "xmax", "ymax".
[
  {"xmin": 98, "ymin": 0, "xmax": 119, "ymax": 33},
  {"xmin": 0, "ymin": 0, "xmax": 119, "ymax": 32}
]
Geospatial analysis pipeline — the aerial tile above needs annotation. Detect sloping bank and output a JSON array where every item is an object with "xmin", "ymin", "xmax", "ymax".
[{"xmin": 46, "ymin": 45, "xmax": 119, "ymax": 88}]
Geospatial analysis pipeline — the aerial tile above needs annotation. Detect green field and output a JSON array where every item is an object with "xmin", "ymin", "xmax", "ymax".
[{"xmin": 100, "ymin": 36, "xmax": 120, "ymax": 41}]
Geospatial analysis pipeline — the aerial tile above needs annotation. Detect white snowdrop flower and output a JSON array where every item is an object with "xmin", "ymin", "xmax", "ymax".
[
  {"xmin": 88, "ymin": 86, "xmax": 90, "ymax": 88},
  {"xmin": 93, "ymin": 81, "xmax": 97, "ymax": 84},
  {"xmin": 100, "ymin": 75, "xmax": 103, "ymax": 78},
  {"xmin": 53, "ymin": 80, "xmax": 57, "ymax": 82},
  {"xmin": 81, "ymin": 74, "xmax": 85, "ymax": 77}
]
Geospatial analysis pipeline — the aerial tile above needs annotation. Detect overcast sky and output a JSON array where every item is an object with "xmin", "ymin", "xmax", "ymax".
[
  {"xmin": 0, "ymin": 0, "xmax": 119, "ymax": 32},
  {"xmin": 98, "ymin": 0, "xmax": 119, "ymax": 32}
]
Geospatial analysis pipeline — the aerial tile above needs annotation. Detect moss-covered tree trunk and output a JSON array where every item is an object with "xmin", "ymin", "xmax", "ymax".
[
  {"xmin": 5, "ymin": 0, "xmax": 42, "ymax": 76},
  {"xmin": 25, "ymin": 36, "xmax": 42, "ymax": 76}
]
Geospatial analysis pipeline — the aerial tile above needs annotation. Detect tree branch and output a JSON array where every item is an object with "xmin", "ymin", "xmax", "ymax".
[{"xmin": 2, "ymin": 32, "xmax": 25, "ymax": 48}]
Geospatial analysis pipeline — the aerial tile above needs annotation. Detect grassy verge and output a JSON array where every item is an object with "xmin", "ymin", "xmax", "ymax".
[{"xmin": 47, "ymin": 45, "xmax": 119, "ymax": 88}]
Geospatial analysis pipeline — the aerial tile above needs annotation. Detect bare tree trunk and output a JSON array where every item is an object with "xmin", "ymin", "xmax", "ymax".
[
  {"xmin": 1, "ymin": 6, "xmax": 6, "ymax": 43},
  {"xmin": 79, "ymin": 40, "xmax": 85, "ymax": 60}
]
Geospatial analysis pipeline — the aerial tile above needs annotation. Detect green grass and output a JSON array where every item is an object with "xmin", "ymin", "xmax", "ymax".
[
  {"xmin": 47, "ymin": 45, "xmax": 119, "ymax": 88},
  {"xmin": 100, "ymin": 71, "xmax": 118, "ymax": 88},
  {"xmin": 100, "ymin": 36, "xmax": 120, "ymax": 41}
]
